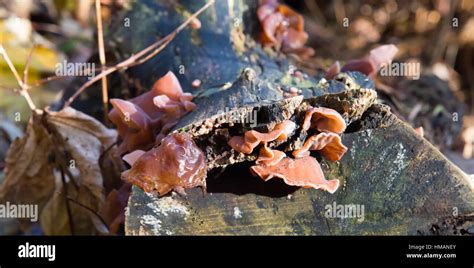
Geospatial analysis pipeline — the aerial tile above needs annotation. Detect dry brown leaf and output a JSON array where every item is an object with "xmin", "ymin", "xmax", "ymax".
[
  {"xmin": 0, "ymin": 117, "xmax": 55, "ymax": 231},
  {"xmin": 0, "ymin": 107, "xmax": 117, "ymax": 235}
]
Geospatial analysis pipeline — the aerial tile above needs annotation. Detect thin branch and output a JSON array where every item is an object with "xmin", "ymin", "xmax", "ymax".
[
  {"xmin": 30, "ymin": 74, "xmax": 67, "ymax": 87},
  {"xmin": 0, "ymin": 45, "xmax": 23, "ymax": 86},
  {"xmin": 30, "ymin": 64, "xmax": 111, "ymax": 89},
  {"xmin": 66, "ymin": 196, "xmax": 110, "ymax": 233},
  {"xmin": 95, "ymin": 0, "xmax": 109, "ymax": 122},
  {"xmin": 63, "ymin": 0, "xmax": 215, "ymax": 108},
  {"xmin": 0, "ymin": 44, "xmax": 37, "ymax": 110},
  {"xmin": 23, "ymin": 44, "xmax": 36, "ymax": 85}
]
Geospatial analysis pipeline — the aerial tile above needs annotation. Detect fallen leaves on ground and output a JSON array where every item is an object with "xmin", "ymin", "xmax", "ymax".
[{"xmin": 0, "ymin": 107, "xmax": 119, "ymax": 235}]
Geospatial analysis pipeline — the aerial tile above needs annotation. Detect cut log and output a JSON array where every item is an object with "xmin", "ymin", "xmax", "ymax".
[
  {"xmin": 125, "ymin": 104, "xmax": 474, "ymax": 235},
  {"xmin": 55, "ymin": 0, "xmax": 473, "ymax": 235}
]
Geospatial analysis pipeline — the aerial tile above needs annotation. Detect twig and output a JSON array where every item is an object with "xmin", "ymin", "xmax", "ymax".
[
  {"xmin": 66, "ymin": 196, "xmax": 110, "ymax": 233},
  {"xmin": 0, "ymin": 46, "xmax": 23, "ymax": 85},
  {"xmin": 23, "ymin": 44, "xmax": 36, "ymax": 85},
  {"xmin": 0, "ymin": 45, "xmax": 37, "ymax": 110},
  {"xmin": 30, "ymin": 74, "xmax": 67, "ymax": 87},
  {"xmin": 95, "ymin": 0, "xmax": 109, "ymax": 122},
  {"xmin": 38, "ymin": 111, "xmax": 81, "ymax": 191},
  {"xmin": 29, "ymin": 64, "xmax": 109, "ymax": 89},
  {"xmin": 63, "ymin": 0, "xmax": 215, "ymax": 108}
]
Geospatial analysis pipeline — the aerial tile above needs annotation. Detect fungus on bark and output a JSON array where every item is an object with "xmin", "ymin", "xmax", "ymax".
[
  {"xmin": 256, "ymin": 144, "xmax": 286, "ymax": 166},
  {"xmin": 251, "ymin": 156, "xmax": 340, "ymax": 194},
  {"xmin": 302, "ymin": 106, "xmax": 347, "ymax": 134},
  {"xmin": 121, "ymin": 133, "xmax": 207, "ymax": 196},
  {"xmin": 108, "ymin": 71, "xmax": 196, "ymax": 154},
  {"xmin": 257, "ymin": 0, "xmax": 314, "ymax": 59},
  {"xmin": 292, "ymin": 132, "xmax": 347, "ymax": 161},
  {"xmin": 228, "ymin": 120, "xmax": 296, "ymax": 154},
  {"xmin": 228, "ymin": 106, "xmax": 348, "ymax": 194}
]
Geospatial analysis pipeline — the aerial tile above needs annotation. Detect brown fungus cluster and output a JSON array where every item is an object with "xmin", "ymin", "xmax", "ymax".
[
  {"xmin": 257, "ymin": 0, "xmax": 314, "ymax": 59},
  {"xmin": 228, "ymin": 120, "xmax": 296, "ymax": 154},
  {"xmin": 108, "ymin": 71, "xmax": 196, "ymax": 155},
  {"xmin": 108, "ymin": 72, "xmax": 205, "ymax": 196},
  {"xmin": 121, "ymin": 133, "xmax": 207, "ymax": 196},
  {"xmin": 109, "ymin": 73, "xmax": 348, "ymax": 196},
  {"xmin": 227, "ymin": 106, "xmax": 347, "ymax": 194}
]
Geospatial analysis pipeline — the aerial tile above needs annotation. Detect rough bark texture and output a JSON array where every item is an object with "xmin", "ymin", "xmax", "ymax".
[
  {"xmin": 174, "ymin": 69, "xmax": 377, "ymax": 169},
  {"xmin": 126, "ymin": 104, "xmax": 474, "ymax": 235}
]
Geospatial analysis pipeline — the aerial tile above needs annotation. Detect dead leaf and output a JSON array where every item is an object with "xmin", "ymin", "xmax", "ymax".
[{"xmin": 0, "ymin": 107, "xmax": 117, "ymax": 235}]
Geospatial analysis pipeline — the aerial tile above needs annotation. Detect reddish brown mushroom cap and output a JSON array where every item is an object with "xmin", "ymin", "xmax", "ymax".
[
  {"xmin": 109, "ymin": 98, "xmax": 146, "ymax": 132},
  {"xmin": 340, "ymin": 44, "xmax": 399, "ymax": 76},
  {"xmin": 368, "ymin": 44, "xmax": 399, "ymax": 71},
  {"xmin": 293, "ymin": 132, "xmax": 348, "ymax": 162},
  {"xmin": 122, "ymin": 133, "xmax": 207, "ymax": 196},
  {"xmin": 251, "ymin": 156, "xmax": 340, "ymax": 193},
  {"xmin": 109, "ymin": 99, "xmax": 155, "ymax": 154},
  {"xmin": 108, "ymin": 71, "xmax": 196, "ymax": 154},
  {"xmin": 257, "ymin": 1, "xmax": 314, "ymax": 59},
  {"xmin": 228, "ymin": 120, "xmax": 296, "ymax": 154},
  {"xmin": 151, "ymin": 71, "xmax": 184, "ymax": 101},
  {"xmin": 319, "ymin": 135, "xmax": 348, "ymax": 162},
  {"xmin": 228, "ymin": 107, "xmax": 346, "ymax": 194},
  {"xmin": 261, "ymin": 12, "xmax": 284, "ymax": 44},
  {"xmin": 276, "ymin": 4, "xmax": 304, "ymax": 32},
  {"xmin": 302, "ymin": 106, "xmax": 346, "ymax": 134},
  {"xmin": 256, "ymin": 144, "xmax": 286, "ymax": 166},
  {"xmin": 340, "ymin": 59, "xmax": 376, "ymax": 76}
]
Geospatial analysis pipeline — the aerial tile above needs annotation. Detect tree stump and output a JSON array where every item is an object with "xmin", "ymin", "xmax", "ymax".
[{"xmin": 58, "ymin": 0, "xmax": 473, "ymax": 235}]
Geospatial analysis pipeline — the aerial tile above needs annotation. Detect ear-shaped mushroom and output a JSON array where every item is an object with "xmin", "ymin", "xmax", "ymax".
[
  {"xmin": 340, "ymin": 59, "xmax": 375, "ymax": 77},
  {"xmin": 341, "ymin": 44, "xmax": 398, "ymax": 76},
  {"xmin": 114, "ymin": 74, "xmax": 182, "ymax": 120},
  {"xmin": 319, "ymin": 135, "xmax": 348, "ymax": 162},
  {"xmin": 228, "ymin": 120, "xmax": 296, "ymax": 154},
  {"xmin": 251, "ymin": 156, "xmax": 340, "ymax": 194},
  {"xmin": 151, "ymin": 71, "xmax": 184, "ymax": 101},
  {"xmin": 110, "ymin": 98, "xmax": 149, "ymax": 131},
  {"xmin": 276, "ymin": 4, "xmax": 304, "ymax": 32},
  {"xmin": 109, "ymin": 99, "xmax": 155, "ymax": 154},
  {"xmin": 256, "ymin": 143, "xmax": 286, "ymax": 166},
  {"xmin": 302, "ymin": 106, "xmax": 346, "ymax": 134},
  {"xmin": 257, "ymin": 1, "xmax": 314, "ymax": 58},
  {"xmin": 368, "ymin": 44, "xmax": 399, "ymax": 71},
  {"xmin": 108, "ymin": 71, "xmax": 196, "ymax": 154},
  {"xmin": 122, "ymin": 133, "xmax": 207, "ymax": 196},
  {"xmin": 292, "ymin": 132, "xmax": 348, "ymax": 161},
  {"xmin": 260, "ymin": 12, "xmax": 284, "ymax": 45}
]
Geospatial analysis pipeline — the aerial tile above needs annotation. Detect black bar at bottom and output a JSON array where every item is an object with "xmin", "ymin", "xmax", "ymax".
[{"xmin": 0, "ymin": 236, "xmax": 472, "ymax": 267}]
